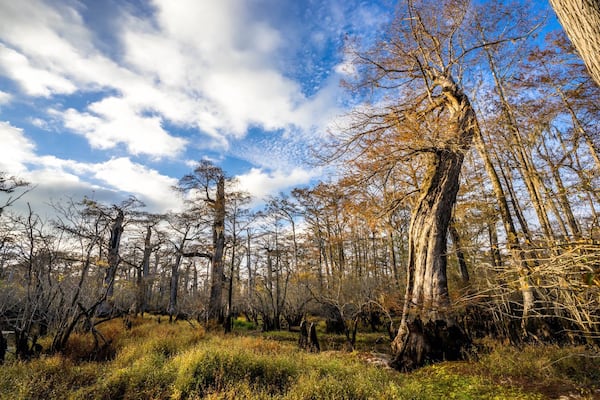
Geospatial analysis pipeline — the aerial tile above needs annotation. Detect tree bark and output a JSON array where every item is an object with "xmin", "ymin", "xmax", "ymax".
[
  {"xmin": 391, "ymin": 77, "xmax": 474, "ymax": 370},
  {"xmin": 550, "ymin": 0, "xmax": 600, "ymax": 87},
  {"xmin": 97, "ymin": 208, "xmax": 124, "ymax": 317},
  {"xmin": 208, "ymin": 176, "xmax": 226, "ymax": 323}
]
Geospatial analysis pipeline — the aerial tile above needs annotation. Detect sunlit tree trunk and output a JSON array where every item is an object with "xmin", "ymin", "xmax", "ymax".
[
  {"xmin": 484, "ymin": 48, "xmax": 556, "ymax": 243},
  {"xmin": 550, "ymin": 0, "xmax": 600, "ymax": 87},
  {"xmin": 391, "ymin": 76, "xmax": 474, "ymax": 371},
  {"xmin": 473, "ymin": 128, "xmax": 535, "ymax": 328}
]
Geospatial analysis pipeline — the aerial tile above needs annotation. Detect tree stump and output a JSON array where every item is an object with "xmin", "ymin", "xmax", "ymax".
[
  {"xmin": 0, "ymin": 332, "xmax": 7, "ymax": 364},
  {"xmin": 391, "ymin": 317, "xmax": 471, "ymax": 372},
  {"xmin": 298, "ymin": 320, "xmax": 309, "ymax": 350},
  {"xmin": 308, "ymin": 323, "xmax": 320, "ymax": 353}
]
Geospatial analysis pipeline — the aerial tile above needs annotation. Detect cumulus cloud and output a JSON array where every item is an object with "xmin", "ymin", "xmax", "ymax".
[
  {"xmin": 58, "ymin": 96, "xmax": 188, "ymax": 157},
  {"xmin": 0, "ymin": 0, "xmax": 389, "ymax": 211},
  {"xmin": 236, "ymin": 167, "xmax": 317, "ymax": 204},
  {"xmin": 0, "ymin": 0, "xmax": 349, "ymax": 158},
  {"xmin": 0, "ymin": 121, "xmax": 36, "ymax": 174},
  {"xmin": 0, "ymin": 121, "xmax": 181, "ymax": 215},
  {"xmin": 91, "ymin": 157, "xmax": 181, "ymax": 212}
]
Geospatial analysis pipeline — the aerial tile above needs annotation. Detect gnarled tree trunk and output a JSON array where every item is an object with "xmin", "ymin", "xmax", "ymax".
[{"xmin": 391, "ymin": 77, "xmax": 474, "ymax": 371}]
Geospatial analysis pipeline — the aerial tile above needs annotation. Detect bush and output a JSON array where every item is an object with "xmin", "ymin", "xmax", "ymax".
[{"xmin": 172, "ymin": 341, "xmax": 299, "ymax": 398}]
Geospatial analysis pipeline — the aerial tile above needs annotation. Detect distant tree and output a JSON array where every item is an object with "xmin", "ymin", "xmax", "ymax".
[
  {"xmin": 224, "ymin": 190, "xmax": 252, "ymax": 333},
  {"xmin": 164, "ymin": 212, "xmax": 200, "ymax": 322},
  {"xmin": 0, "ymin": 172, "xmax": 29, "ymax": 216},
  {"xmin": 129, "ymin": 212, "xmax": 163, "ymax": 316},
  {"xmin": 91, "ymin": 197, "xmax": 144, "ymax": 317},
  {"xmin": 549, "ymin": 0, "xmax": 600, "ymax": 87},
  {"xmin": 178, "ymin": 161, "xmax": 228, "ymax": 325}
]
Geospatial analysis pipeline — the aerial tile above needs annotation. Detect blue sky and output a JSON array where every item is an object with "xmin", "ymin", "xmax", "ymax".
[{"xmin": 0, "ymin": 0, "xmax": 557, "ymax": 216}]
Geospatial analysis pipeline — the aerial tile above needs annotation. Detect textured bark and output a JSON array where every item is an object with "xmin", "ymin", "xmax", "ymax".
[
  {"xmin": 208, "ymin": 176, "xmax": 226, "ymax": 323},
  {"xmin": 550, "ymin": 0, "xmax": 600, "ymax": 87},
  {"xmin": 391, "ymin": 76, "xmax": 474, "ymax": 371}
]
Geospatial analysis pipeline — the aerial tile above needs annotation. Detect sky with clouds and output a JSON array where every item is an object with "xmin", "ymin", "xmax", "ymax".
[{"xmin": 0, "ymin": 0, "xmax": 391, "ymax": 215}]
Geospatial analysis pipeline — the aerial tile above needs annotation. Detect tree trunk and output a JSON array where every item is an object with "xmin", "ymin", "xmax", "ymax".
[
  {"xmin": 169, "ymin": 228, "xmax": 189, "ymax": 322},
  {"xmin": 387, "ymin": 227, "xmax": 401, "ymax": 288},
  {"xmin": 485, "ymin": 47, "xmax": 556, "ymax": 243},
  {"xmin": 449, "ymin": 219, "xmax": 469, "ymax": 284},
  {"xmin": 550, "ymin": 0, "xmax": 600, "ymax": 87},
  {"xmin": 208, "ymin": 176, "xmax": 226, "ymax": 323},
  {"xmin": 390, "ymin": 75, "xmax": 477, "ymax": 371},
  {"xmin": 168, "ymin": 253, "xmax": 181, "ymax": 323},
  {"xmin": 473, "ymin": 128, "xmax": 535, "ymax": 332},
  {"xmin": 391, "ymin": 148, "xmax": 471, "ymax": 371},
  {"xmin": 225, "ymin": 226, "xmax": 237, "ymax": 333},
  {"xmin": 97, "ymin": 208, "xmax": 124, "ymax": 317},
  {"xmin": 138, "ymin": 225, "xmax": 153, "ymax": 316}
]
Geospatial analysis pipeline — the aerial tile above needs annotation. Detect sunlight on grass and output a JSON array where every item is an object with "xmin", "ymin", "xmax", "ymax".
[{"xmin": 0, "ymin": 317, "xmax": 596, "ymax": 399}]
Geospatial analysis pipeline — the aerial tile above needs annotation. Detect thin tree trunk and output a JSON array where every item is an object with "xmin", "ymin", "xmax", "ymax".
[
  {"xmin": 169, "ymin": 227, "xmax": 189, "ymax": 322},
  {"xmin": 97, "ymin": 209, "xmax": 124, "ymax": 317},
  {"xmin": 388, "ymin": 228, "xmax": 400, "ymax": 288},
  {"xmin": 138, "ymin": 225, "xmax": 153, "ymax": 316},
  {"xmin": 473, "ymin": 128, "xmax": 535, "ymax": 329},
  {"xmin": 487, "ymin": 220, "xmax": 502, "ymax": 268},
  {"xmin": 485, "ymin": 47, "xmax": 556, "ymax": 242},
  {"xmin": 449, "ymin": 219, "xmax": 469, "ymax": 284}
]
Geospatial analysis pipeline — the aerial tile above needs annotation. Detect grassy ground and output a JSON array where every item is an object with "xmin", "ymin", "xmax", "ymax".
[{"xmin": 0, "ymin": 317, "xmax": 598, "ymax": 399}]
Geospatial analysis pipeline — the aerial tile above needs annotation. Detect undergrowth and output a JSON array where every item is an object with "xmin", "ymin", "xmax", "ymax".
[{"xmin": 0, "ymin": 317, "xmax": 598, "ymax": 399}]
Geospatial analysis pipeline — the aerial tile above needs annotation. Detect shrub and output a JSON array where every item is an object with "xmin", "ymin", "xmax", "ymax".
[{"xmin": 172, "ymin": 342, "xmax": 300, "ymax": 399}]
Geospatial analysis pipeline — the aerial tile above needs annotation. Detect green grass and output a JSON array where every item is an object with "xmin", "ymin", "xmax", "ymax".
[{"xmin": 0, "ymin": 317, "xmax": 598, "ymax": 399}]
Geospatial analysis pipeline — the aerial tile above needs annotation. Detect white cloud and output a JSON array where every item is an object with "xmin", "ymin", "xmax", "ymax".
[
  {"xmin": 0, "ymin": 121, "xmax": 36, "ymax": 174},
  {"xmin": 334, "ymin": 56, "xmax": 358, "ymax": 77},
  {"xmin": 236, "ymin": 167, "xmax": 317, "ymax": 203},
  {"xmin": 91, "ymin": 157, "xmax": 182, "ymax": 212},
  {"xmin": 58, "ymin": 96, "xmax": 188, "ymax": 157},
  {"xmin": 29, "ymin": 118, "xmax": 47, "ymax": 128},
  {"xmin": 0, "ymin": 0, "xmax": 347, "ymax": 157},
  {"xmin": 0, "ymin": 91, "xmax": 11, "ymax": 105},
  {"xmin": 0, "ymin": 44, "xmax": 77, "ymax": 97},
  {"xmin": 0, "ymin": 120, "xmax": 181, "ymax": 214}
]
